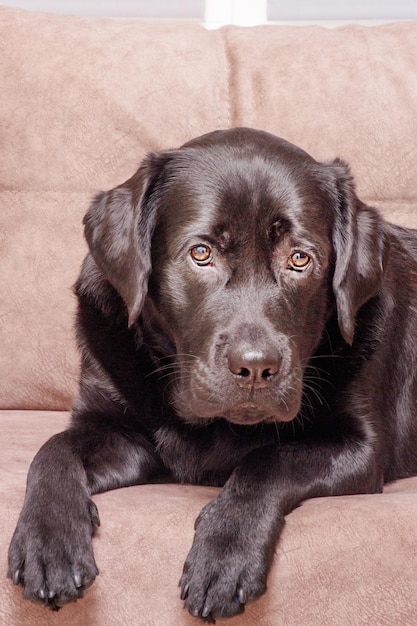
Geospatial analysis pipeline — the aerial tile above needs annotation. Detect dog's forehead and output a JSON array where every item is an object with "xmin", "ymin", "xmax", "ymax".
[{"xmin": 159, "ymin": 132, "xmax": 334, "ymax": 246}]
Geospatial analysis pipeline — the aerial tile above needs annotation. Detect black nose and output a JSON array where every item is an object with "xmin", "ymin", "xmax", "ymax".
[{"xmin": 228, "ymin": 342, "xmax": 281, "ymax": 389}]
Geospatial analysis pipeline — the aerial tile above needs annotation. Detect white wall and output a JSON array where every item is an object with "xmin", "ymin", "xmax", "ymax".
[
  {"xmin": 0, "ymin": 0, "xmax": 205, "ymax": 18},
  {"xmin": 268, "ymin": 0, "xmax": 417, "ymax": 20},
  {"xmin": 2, "ymin": 0, "xmax": 417, "ymax": 22}
]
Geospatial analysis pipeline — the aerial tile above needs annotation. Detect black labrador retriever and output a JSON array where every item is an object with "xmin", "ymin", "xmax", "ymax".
[{"xmin": 8, "ymin": 128, "xmax": 417, "ymax": 621}]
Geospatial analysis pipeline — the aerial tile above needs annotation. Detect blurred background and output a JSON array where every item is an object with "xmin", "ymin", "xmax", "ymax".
[{"xmin": 2, "ymin": 0, "xmax": 417, "ymax": 26}]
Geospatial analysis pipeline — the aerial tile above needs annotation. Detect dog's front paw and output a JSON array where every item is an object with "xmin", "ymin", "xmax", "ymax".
[
  {"xmin": 180, "ymin": 551, "xmax": 267, "ymax": 622},
  {"xmin": 7, "ymin": 497, "xmax": 100, "ymax": 609},
  {"xmin": 180, "ymin": 497, "xmax": 274, "ymax": 622}
]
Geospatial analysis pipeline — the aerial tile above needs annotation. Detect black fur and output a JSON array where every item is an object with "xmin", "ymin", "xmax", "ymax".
[{"xmin": 8, "ymin": 128, "xmax": 417, "ymax": 620}]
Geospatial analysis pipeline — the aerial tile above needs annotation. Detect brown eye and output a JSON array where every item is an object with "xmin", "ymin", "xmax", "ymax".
[
  {"xmin": 190, "ymin": 244, "xmax": 213, "ymax": 266},
  {"xmin": 288, "ymin": 251, "xmax": 311, "ymax": 271}
]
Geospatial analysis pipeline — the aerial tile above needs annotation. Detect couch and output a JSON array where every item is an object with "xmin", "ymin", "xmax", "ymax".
[{"xmin": 2, "ymin": 7, "xmax": 417, "ymax": 625}]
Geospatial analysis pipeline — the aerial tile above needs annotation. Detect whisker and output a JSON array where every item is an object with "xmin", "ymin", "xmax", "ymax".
[
  {"xmin": 304, "ymin": 383, "xmax": 329, "ymax": 408},
  {"xmin": 146, "ymin": 356, "xmax": 198, "ymax": 379}
]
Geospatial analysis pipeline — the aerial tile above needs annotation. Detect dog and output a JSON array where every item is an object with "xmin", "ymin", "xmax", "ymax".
[{"xmin": 8, "ymin": 127, "xmax": 417, "ymax": 621}]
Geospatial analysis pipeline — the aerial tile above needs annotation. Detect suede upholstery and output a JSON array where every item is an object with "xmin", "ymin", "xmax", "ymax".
[{"xmin": 1, "ymin": 7, "xmax": 417, "ymax": 625}]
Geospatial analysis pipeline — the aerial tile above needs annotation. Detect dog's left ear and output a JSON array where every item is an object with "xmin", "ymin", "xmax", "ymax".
[
  {"xmin": 83, "ymin": 152, "xmax": 171, "ymax": 326},
  {"xmin": 329, "ymin": 159, "xmax": 389, "ymax": 345}
]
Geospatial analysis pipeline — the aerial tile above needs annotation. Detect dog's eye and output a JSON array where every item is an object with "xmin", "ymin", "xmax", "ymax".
[
  {"xmin": 190, "ymin": 244, "xmax": 213, "ymax": 266},
  {"xmin": 288, "ymin": 251, "xmax": 311, "ymax": 271}
]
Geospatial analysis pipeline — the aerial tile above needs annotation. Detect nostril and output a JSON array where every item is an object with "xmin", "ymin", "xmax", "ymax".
[
  {"xmin": 261, "ymin": 367, "xmax": 276, "ymax": 381},
  {"xmin": 237, "ymin": 367, "xmax": 251, "ymax": 378}
]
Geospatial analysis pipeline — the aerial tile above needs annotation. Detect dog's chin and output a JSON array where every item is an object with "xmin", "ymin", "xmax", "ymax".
[
  {"xmin": 178, "ymin": 400, "xmax": 300, "ymax": 426},
  {"xmin": 223, "ymin": 403, "xmax": 298, "ymax": 425}
]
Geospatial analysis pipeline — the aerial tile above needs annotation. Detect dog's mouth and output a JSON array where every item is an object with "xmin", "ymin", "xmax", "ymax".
[
  {"xmin": 176, "ymin": 394, "xmax": 301, "ymax": 426},
  {"xmin": 172, "ymin": 351, "xmax": 303, "ymax": 426}
]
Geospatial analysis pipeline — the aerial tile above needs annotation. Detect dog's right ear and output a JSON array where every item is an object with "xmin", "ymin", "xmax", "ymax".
[
  {"xmin": 329, "ymin": 159, "xmax": 388, "ymax": 345},
  {"xmin": 83, "ymin": 152, "xmax": 171, "ymax": 326}
]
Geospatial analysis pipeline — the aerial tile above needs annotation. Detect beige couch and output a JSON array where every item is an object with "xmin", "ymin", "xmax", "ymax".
[{"xmin": 2, "ymin": 7, "xmax": 417, "ymax": 625}]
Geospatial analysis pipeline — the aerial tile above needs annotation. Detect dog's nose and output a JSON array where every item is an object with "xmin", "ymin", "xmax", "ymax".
[{"xmin": 228, "ymin": 343, "xmax": 281, "ymax": 389}]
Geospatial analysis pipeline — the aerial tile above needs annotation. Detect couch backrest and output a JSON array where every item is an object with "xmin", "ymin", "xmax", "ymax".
[{"xmin": 1, "ymin": 7, "xmax": 417, "ymax": 410}]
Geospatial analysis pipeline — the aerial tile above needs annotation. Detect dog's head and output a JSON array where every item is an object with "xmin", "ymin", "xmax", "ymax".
[{"xmin": 84, "ymin": 128, "xmax": 387, "ymax": 425}]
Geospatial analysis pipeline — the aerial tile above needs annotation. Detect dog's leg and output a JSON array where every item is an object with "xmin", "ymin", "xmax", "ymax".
[
  {"xmin": 180, "ymin": 436, "xmax": 381, "ymax": 621},
  {"xmin": 7, "ymin": 424, "xmax": 160, "ymax": 609}
]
